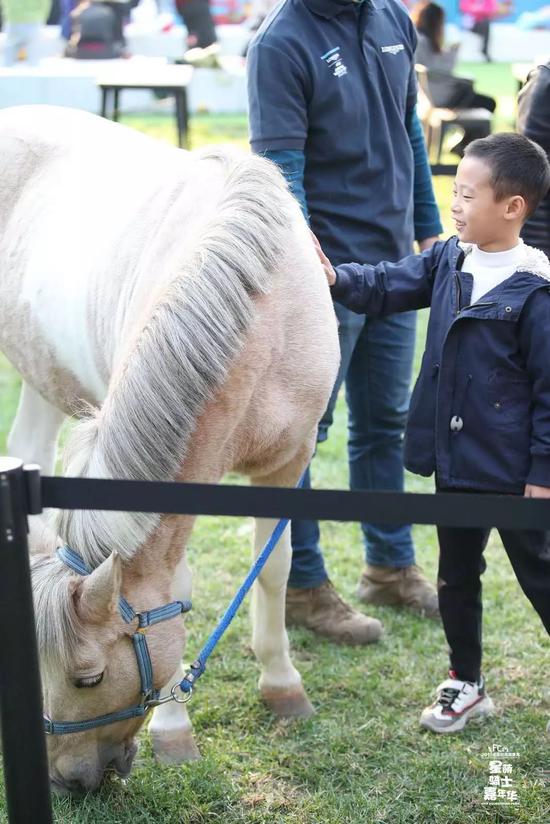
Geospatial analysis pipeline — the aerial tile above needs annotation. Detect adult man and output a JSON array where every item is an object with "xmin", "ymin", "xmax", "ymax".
[{"xmin": 247, "ymin": 0, "xmax": 443, "ymax": 644}]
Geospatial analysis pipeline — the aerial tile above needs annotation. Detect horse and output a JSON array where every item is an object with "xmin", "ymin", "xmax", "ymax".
[{"xmin": 0, "ymin": 105, "xmax": 340, "ymax": 794}]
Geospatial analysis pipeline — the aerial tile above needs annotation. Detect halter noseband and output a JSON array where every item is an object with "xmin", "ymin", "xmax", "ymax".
[{"xmin": 43, "ymin": 545, "xmax": 192, "ymax": 736}]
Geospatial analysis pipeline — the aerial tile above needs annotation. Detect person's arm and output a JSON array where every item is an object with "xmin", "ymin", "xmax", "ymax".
[
  {"xmin": 329, "ymin": 241, "xmax": 446, "ymax": 316},
  {"xmin": 439, "ymin": 46, "xmax": 459, "ymax": 73},
  {"xmin": 518, "ymin": 288, "xmax": 550, "ymax": 490},
  {"xmin": 247, "ymin": 38, "xmax": 310, "ymax": 217},
  {"xmin": 521, "ymin": 64, "xmax": 550, "ymax": 155},
  {"xmin": 263, "ymin": 149, "xmax": 308, "ymax": 221},
  {"xmin": 406, "ymin": 106, "xmax": 443, "ymax": 250}
]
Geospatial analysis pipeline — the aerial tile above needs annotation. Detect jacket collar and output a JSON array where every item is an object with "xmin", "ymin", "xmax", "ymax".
[
  {"xmin": 450, "ymin": 238, "xmax": 550, "ymax": 319},
  {"xmin": 302, "ymin": 0, "xmax": 385, "ymax": 21},
  {"xmin": 452, "ymin": 237, "xmax": 550, "ymax": 283}
]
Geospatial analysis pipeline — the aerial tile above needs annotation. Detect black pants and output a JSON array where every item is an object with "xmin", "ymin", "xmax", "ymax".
[
  {"xmin": 437, "ymin": 495, "xmax": 550, "ymax": 682},
  {"xmin": 472, "ymin": 19, "xmax": 491, "ymax": 60},
  {"xmin": 176, "ymin": 0, "xmax": 217, "ymax": 49},
  {"xmin": 452, "ymin": 89, "xmax": 496, "ymax": 113}
]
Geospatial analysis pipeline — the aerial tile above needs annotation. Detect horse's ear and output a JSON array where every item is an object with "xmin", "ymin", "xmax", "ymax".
[{"xmin": 72, "ymin": 552, "xmax": 122, "ymax": 623}]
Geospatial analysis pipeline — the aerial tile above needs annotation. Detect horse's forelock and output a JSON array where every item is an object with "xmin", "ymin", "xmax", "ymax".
[{"xmin": 31, "ymin": 554, "xmax": 81, "ymax": 676}]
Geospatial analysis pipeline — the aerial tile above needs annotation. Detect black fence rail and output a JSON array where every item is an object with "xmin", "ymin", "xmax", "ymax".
[{"xmin": 2, "ymin": 456, "xmax": 550, "ymax": 823}]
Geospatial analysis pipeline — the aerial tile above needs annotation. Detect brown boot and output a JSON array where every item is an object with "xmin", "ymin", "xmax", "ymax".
[
  {"xmin": 356, "ymin": 564, "xmax": 439, "ymax": 618},
  {"xmin": 285, "ymin": 580, "xmax": 383, "ymax": 645}
]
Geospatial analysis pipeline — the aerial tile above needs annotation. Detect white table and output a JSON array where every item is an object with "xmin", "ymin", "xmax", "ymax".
[{"xmin": 97, "ymin": 62, "xmax": 193, "ymax": 147}]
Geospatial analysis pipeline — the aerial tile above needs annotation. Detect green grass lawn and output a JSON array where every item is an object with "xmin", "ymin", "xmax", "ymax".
[{"xmin": 0, "ymin": 63, "xmax": 548, "ymax": 823}]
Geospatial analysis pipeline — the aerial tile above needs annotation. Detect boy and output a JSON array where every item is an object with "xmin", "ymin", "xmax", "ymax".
[{"xmin": 317, "ymin": 133, "xmax": 550, "ymax": 733}]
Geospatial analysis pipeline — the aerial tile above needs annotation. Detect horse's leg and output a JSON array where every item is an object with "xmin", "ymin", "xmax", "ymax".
[
  {"xmin": 251, "ymin": 452, "xmax": 315, "ymax": 718},
  {"xmin": 148, "ymin": 661, "xmax": 201, "ymax": 764},
  {"xmin": 7, "ymin": 381, "xmax": 65, "ymax": 473},
  {"xmin": 149, "ymin": 552, "xmax": 201, "ymax": 763}
]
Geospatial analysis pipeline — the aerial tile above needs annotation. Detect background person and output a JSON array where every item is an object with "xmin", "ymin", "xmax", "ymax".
[
  {"xmin": 247, "ymin": 0, "xmax": 443, "ymax": 646},
  {"xmin": 60, "ymin": 0, "xmax": 78, "ymax": 38},
  {"xmin": 95, "ymin": 0, "xmax": 134, "ymax": 45},
  {"xmin": 319, "ymin": 132, "xmax": 550, "ymax": 733},
  {"xmin": 1, "ymin": 0, "xmax": 51, "ymax": 65},
  {"xmin": 64, "ymin": 0, "xmax": 125, "ymax": 58},
  {"xmin": 412, "ymin": 2, "xmax": 496, "ymax": 156},
  {"xmin": 175, "ymin": 0, "xmax": 219, "ymax": 65},
  {"xmin": 459, "ymin": 0, "xmax": 512, "ymax": 62},
  {"xmin": 518, "ymin": 60, "xmax": 550, "ymax": 258}
]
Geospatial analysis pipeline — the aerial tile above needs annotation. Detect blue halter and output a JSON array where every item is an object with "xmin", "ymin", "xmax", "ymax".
[{"xmin": 43, "ymin": 545, "xmax": 192, "ymax": 736}]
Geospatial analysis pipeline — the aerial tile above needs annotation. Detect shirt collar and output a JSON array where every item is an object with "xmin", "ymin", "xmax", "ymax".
[{"xmin": 302, "ymin": 0, "xmax": 385, "ymax": 21}]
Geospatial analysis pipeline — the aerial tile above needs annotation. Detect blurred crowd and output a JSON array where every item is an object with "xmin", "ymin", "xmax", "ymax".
[
  {"xmin": 0, "ymin": 0, "xmax": 262, "ymax": 64},
  {"xmin": 0, "ymin": 0, "xmax": 522, "ymax": 68},
  {"xmin": 0, "ymin": 0, "xmax": 528, "ymax": 69}
]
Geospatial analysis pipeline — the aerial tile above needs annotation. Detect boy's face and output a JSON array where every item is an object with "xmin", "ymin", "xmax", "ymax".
[{"xmin": 451, "ymin": 156, "xmax": 512, "ymax": 249}]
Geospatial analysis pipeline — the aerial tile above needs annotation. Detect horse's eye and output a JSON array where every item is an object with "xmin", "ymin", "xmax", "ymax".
[{"xmin": 74, "ymin": 672, "xmax": 104, "ymax": 689}]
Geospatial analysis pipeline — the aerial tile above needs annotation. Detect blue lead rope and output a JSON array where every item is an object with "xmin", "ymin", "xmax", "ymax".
[{"xmin": 177, "ymin": 475, "xmax": 305, "ymax": 696}]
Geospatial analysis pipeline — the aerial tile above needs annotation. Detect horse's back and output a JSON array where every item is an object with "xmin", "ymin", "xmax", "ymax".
[
  {"xmin": 0, "ymin": 104, "xmax": 181, "ymax": 171},
  {"xmin": 0, "ymin": 106, "xmax": 200, "ymax": 404},
  {"xmin": 0, "ymin": 106, "xmax": 338, "ymax": 436}
]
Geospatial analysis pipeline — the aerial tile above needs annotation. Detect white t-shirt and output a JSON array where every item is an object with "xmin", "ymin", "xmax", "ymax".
[{"xmin": 462, "ymin": 241, "xmax": 525, "ymax": 304}]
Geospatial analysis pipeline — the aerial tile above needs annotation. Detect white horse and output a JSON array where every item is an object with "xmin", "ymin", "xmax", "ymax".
[{"xmin": 0, "ymin": 105, "xmax": 339, "ymax": 793}]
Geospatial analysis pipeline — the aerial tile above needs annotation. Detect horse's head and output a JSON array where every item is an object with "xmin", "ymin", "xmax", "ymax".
[{"xmin": 31, "ymin": 549, "xmax": 187, "ymax": 794}]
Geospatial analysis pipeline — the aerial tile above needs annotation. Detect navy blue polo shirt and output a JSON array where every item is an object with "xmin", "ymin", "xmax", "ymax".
[{"xmin": 247, "ymin": 0, "xmax": 418, "ymax": 266}]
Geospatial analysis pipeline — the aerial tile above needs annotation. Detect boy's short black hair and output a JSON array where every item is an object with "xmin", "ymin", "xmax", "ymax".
[{"xmin": 464, "ymin": 132, "xmax": 550, "ymax": 218}]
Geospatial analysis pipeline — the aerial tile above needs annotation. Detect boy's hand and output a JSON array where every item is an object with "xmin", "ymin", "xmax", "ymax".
[
  {"xmin": 310, "ymin": 230, "xmax": 337, "ymax": 286},
  {"xmin": 524, "ymin": 484, "xmax": 550, "ymax": 498}
]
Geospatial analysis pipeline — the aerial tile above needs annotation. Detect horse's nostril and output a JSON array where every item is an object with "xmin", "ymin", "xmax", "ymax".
[{"xmin": 108, "ymin": 740, "xmax": 138, "ymax": 777}]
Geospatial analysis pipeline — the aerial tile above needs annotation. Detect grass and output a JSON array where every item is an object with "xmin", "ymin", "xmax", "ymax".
[{"xmin": 1, "ymin": 62, "xmax": 549, "ymax": 823}]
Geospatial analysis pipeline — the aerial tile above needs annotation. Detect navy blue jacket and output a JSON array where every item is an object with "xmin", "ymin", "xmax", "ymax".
[
  {"xmin": 247, "ymin": 0, "xmax": 440, "ymax": 265},
  {"xmin": 332, "ymin": 238, "xmax": 550, "ymax": 492}
]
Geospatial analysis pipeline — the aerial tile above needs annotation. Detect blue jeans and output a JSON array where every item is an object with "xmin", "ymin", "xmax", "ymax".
[
  {"xmin": 289, "ymin": 303, "xmax": 417, "ymax": 588},
  {"xmin": 4, "ymin": 23, "xmax": 43, "ymax": 66}
]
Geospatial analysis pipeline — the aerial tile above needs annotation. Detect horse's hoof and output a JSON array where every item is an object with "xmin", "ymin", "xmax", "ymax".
[
  {"xmin": 261, "ymin": 686, "xmax": 315, "ymax": 718},
  {"xmin": 150, "ymin": 729, "xmax": 201, "ymax": 764}
]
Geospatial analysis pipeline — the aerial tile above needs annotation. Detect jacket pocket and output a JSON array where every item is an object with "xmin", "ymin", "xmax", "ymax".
[
  {"xmin": 488, "ymin": 369, "xmax": 531, "ymax": 425},
  {"xmin": 404, "ymin": 357, "xmax": 438, "ymax": 474}
]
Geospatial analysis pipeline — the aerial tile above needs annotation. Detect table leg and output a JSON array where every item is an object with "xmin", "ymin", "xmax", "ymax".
[
  {"xmin": 113, "ymin": 89, "xmax": 120, "ymax": 122},
  {"xmin": 100, "ymin": 88, "xmax": 108, "ymax": 118},
  {"xmin": 175, "ymin": 92, "xmax": 182, "ymax": 148},
  {"xmin": 175, "ymin": 90, "xmax": 190, "ymax": 149}
]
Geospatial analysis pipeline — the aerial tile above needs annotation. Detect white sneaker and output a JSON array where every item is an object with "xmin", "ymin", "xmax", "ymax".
[
  {"xmin": 420, "ymin": 671, "xmax": 495, "ymax": 734},
  {"xmin": 181, "ymin": 43, "xmax": 221, "ymax": 69}
]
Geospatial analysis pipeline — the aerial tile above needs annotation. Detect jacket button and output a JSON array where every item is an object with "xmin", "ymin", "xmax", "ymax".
[
  {"xmin": 494, "ymin": 401, "xmax": 501, "ymax": 410},
  {"xmin": 505, "ymin": 306, "xmax": 512, "ymax": 313},
  {"xmin": 450, "ymin": 415, "xmax": 463, "ymax": 432}
]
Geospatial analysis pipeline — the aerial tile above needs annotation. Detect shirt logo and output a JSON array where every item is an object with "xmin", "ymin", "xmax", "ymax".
[
  {"xmin": 381, "ymin": 44, "xmax": 405, "ymax": 55},
  {"xmin": 321, "ymin": 46, "xmax": 348, "ymax": 78}
]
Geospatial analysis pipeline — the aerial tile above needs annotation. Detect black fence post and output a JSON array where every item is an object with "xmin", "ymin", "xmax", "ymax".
[{"xmin": 0, "ymin": 458, "xmax": 52, "ymax": 823}]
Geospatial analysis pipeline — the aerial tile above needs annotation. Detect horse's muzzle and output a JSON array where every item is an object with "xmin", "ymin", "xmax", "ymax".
[{"xmin": 50, "ymin": 739, "xmax": 138, "ymax": 795}]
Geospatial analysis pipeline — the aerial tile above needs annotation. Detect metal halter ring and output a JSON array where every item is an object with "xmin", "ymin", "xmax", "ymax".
[{"xmin": 171, "ymin": 682, "xmax": 193, "ymax": 704}]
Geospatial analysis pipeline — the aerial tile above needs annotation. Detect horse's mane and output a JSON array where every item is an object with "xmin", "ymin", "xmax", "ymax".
[{"xmin": 54, "ymin": 149, "xmax": 296, "ymax": 569}]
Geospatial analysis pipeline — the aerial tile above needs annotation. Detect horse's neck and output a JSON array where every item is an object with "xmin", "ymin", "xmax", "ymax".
[{"xmin": 53, "ymin": 143, "xmax": 300, "ymax": 568}]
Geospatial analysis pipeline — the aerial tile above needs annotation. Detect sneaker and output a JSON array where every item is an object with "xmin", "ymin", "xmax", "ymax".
[
  {"xmin": 181, "ymin": 43, "xmax": 221, "ymax": 69},
  {"xmin": 356, "ymin": 563, "xmax": 439, "ymax": 618},
  {"xmin": 420, "ymin": 672, "xmax": 495, "ymax": 734},
  {"xmin": 285, "ymin": 580, "xmax": 383, "ymax": 645}
]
